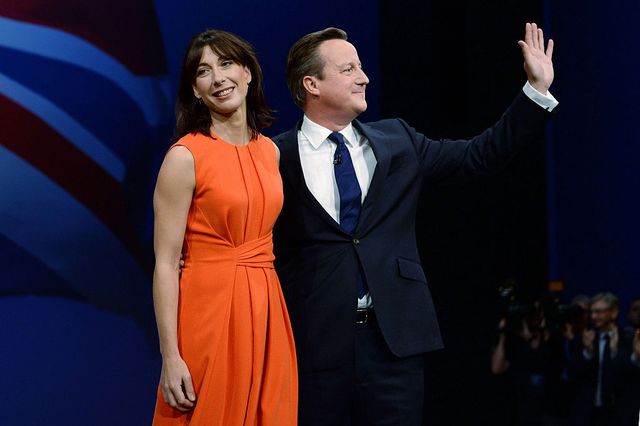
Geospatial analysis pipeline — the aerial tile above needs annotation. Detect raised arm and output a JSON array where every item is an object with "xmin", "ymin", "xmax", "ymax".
[
  {"xmin": 152, "ymin": 145, "xmax": 197, "ymax": 412},
  {"xmin": 518, "ymin": 22, "xmax": 554, "ymax": 94}
]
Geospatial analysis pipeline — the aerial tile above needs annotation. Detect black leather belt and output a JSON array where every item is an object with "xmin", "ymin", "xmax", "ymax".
[{"xmin": 355, "ymin": 307, "xmax": 375, "ymax": 324}]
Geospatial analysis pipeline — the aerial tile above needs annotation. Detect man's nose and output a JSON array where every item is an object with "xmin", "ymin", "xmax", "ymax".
[{"xmin": 356, "ymin": 68, "xmax": 369, "ymax": 85}]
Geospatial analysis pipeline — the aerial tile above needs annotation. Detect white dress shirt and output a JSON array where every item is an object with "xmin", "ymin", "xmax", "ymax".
[
  {"xmin": 298, "ymin": 118, "xmax": 377, "ymax": 223},
  {"xmin": 298, "ymin": 117, "xmax": 376, "ymax": 308},
  {"xmin": 297, "ymin": 83, "xmax": 557, "ymax": 308}
]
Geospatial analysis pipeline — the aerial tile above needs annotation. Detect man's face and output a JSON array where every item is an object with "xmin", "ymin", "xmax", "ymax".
[
  {"xmin": 590, "ymin": 299, "xmax": 618, "ymax": 331},
  {"xmin": 312, "ymin": 39, "xmax": 369, "ymax": 123}
]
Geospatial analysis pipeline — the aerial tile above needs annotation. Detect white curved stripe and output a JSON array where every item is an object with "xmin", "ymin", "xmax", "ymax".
[
  {"xmin": 0, "ymin": 15, "xmax": 171, "ymax": 126},
  {"xmin": 0, "ymin": 146, "xmax": 149, "ymax": 309},
  {"xmin": 0, "ymin": 72, "xmax": 125, "ymax": 181}
]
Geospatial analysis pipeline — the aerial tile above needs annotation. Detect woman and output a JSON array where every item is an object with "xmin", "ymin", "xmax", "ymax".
[{"xmin": 152, "ymin": 30, "xmax": 297, "ymax": 425}]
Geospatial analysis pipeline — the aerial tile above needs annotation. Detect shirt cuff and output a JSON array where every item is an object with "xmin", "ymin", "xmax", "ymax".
[
  {"xmin": 583, "ymin": 349, "xmax": 594, "ymax": 360},
  {"xmin": 522, "ymin": 81, "xmax": 559, "ymax": 112},
  {"xmin": 632, "ymin": 352, "xmax": 640, "ymax": 367}
]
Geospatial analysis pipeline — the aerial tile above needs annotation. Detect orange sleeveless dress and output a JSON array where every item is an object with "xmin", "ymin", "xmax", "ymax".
[{"xmin": 152, "ymin": 132, "xmax": 297, "ymax": 426}]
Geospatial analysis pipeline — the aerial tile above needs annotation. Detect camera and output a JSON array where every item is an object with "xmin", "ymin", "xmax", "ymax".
[
  {"xmin": 497, "ymin": 281, "xmax": 535, "ymax": 333},
  {"xmin": 497, "ymin": 282, "xmax": 575, "ymax": 336}
]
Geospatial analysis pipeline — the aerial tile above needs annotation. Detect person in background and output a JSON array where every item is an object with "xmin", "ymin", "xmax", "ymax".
[
  {"xmin": 567, "ymin": 292, "xmax": 640, "ymax": 426},
  {"xmin": 624, "ymin": 297, "xmax": 640, "ymax": 334},
  {"xmin": 565, "ymin": 294, "xmax": 591, "ymax": 341},
  {"xmin": 491, "ymin": 300, "xmax": 566, "ymax": 425}
]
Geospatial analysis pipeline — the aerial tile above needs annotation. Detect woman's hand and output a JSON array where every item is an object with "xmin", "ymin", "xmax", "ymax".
[{"xmin": 160, "ymin": 355, "xmax": 197, "ymax": 412}]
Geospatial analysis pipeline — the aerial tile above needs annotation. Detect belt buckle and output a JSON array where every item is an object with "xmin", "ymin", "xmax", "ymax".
[{"xmin": 356, "ymin": 308, "xmax": 368, "ymax": 324}]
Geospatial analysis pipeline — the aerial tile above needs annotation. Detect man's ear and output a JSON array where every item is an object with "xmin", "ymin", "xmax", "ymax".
[{"xmin": 302, "ymin": 76, "xmax": 320, "ymax": 97}]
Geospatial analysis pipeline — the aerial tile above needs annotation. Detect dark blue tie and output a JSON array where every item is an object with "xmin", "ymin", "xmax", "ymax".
[
  {"xmin": 328, "ymin": 131, "xmax": 368, "ymax": 298},
  {"xmin": 329, "ymin": 132, "xmax": 361, "ymax": 234},
  {"xmin": 598, "ymin": 333, "xmax": 613, "ymax": 406}
]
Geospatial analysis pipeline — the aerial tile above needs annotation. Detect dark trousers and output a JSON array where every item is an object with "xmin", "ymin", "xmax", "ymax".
[
  {"xmin": 298, "ymin": 315, "xmax": 425, "ymax": 426},
  {"xmin": 590, "ymin": 406, "xmax": 620, "ymax": 426}
]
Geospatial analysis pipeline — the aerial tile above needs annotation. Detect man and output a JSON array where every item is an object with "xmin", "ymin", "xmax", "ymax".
[
  {"xmin": 625, "ymin": 297, "xmax": 640, "ymax": 333},
  {"xmin": 273, "ymin": 23, "xmax": 556, "ymax": 425},
  {"xmin": 567, "ymin": 292, "xmax": 640, "ymax": 426}
]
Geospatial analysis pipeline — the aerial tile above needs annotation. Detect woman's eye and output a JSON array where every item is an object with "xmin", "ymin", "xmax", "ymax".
[
  {"xmin": 197, "ymin": 68, "xmax": 209, "ymax": 77},
  {"xmin": 221, "ymin": 60, "xmax": 233, "ymax": 67}
]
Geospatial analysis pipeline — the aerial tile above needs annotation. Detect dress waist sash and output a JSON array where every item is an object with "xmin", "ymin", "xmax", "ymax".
[{"xmin": 187, "ymin": 232, "xmax": 275, "ymax": 269}]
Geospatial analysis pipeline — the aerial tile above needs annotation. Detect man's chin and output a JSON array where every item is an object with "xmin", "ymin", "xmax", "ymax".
[{"xmin": 340, "ymin": 103, "xmax": 367, "ymax": 122}]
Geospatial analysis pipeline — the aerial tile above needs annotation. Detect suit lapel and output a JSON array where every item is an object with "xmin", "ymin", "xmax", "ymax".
[
  {"xmin": 278, "ymin": 122, "xmax": 343, "ymax": 233},
  {"xmin": 355, "ymin": 120, "xmax": 391, "ymax": 233}
]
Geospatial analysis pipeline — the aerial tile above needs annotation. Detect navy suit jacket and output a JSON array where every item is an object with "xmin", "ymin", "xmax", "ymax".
[{"xmin": 273, "ymin": 92, "xmax": 552, "ymax": 372}]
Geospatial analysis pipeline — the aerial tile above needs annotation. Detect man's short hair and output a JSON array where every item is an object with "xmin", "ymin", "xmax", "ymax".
[
  {"xmin": 591, "ymin": 292, "xmax": 619, "ymax": 310},
  {"xmin": 285, "ymin": 27, "xmax": 348, "ymax": 109}
]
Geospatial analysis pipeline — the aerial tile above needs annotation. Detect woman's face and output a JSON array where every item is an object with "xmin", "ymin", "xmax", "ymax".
[{"xmin": 192, "ymin": 45, "xmax": 251, "ymax": 119}]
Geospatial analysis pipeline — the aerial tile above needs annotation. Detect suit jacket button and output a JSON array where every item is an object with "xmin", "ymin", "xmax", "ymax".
[{"xmin": 352, "ymin": 238, "xmax": 360, "ymax": 245}]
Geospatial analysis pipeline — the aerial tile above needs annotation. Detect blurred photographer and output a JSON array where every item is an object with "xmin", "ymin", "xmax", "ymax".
[{"xmin": 491, "ymin": 298, "xmax": 566, "ymax": 425}]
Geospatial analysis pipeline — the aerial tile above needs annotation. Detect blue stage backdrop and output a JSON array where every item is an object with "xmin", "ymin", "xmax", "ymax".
[
  {"xmin": 0, "ymin": 1, "xmax": 378, "ymax": 424},
  {"xmin": 547, "ymin": 1, "xmax": 640, "ymax": 311}
]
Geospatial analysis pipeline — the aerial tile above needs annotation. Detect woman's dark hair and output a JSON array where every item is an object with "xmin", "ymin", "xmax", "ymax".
[{"xmin": 174, "ymin": 29, "xmax": 274, "ymax": 141}]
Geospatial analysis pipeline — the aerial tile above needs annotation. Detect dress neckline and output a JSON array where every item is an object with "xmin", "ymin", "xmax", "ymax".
[{"xmin": 209, "ymin": 131, "xmax": 258, "ymax": 148}]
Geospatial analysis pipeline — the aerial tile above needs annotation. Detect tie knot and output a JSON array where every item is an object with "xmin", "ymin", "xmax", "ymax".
[{"xmin": 328, "ymin": 131, "xmax": 346, "ymax": 146}]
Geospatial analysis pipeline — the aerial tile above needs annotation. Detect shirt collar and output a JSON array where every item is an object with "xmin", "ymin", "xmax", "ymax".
[{"xmin": 301, "ymin": 115, "xmax": 359, "ymax": 149}]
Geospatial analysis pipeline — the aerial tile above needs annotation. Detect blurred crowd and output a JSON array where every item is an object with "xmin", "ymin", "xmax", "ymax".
[{"xmin": 490, "ymin": 292, "xmax": 640, "ymax": 426}]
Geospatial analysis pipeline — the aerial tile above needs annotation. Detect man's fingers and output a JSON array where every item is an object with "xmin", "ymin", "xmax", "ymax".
[
  {"xmin": 584, "ymin": 329, "xmax": 595, "ymax": 342},
  {"xmin": 524, "ymin": 22, "xmax": 533, "ymax": 47},
  {"xmin": 518, "ymin": 40, "xmax": 531, "ymax": 62},
  {"xmin": 527, "ymin": 22, "xmax": 538, "ymax": 49},
  {"xmin": 538, "ymin": 28, "xmax": 544, "ymax": 51},
  {"xmin": 546, "ymin": 39, "xmax": 554, "ymax": 59}
]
